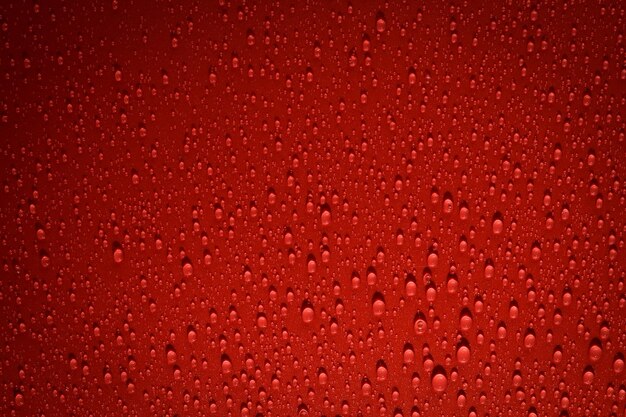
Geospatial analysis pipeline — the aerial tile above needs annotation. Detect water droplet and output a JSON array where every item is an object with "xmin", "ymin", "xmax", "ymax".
[
  {"xmin": 582, "ymin": 366, "xmax": 595, "ymax": 385},
  {"xmin": 321, "ymin": 206, "xmax": 331, "ymax": 226},
  {"xmin": 524, "ymin": 330, "xmax": 536, "ymax": 348},
  {"xmin": 113, "ymin": 247, "xmax": 124, "ymax": 263},
  {"xmin": 588, "ymin": 339, "xmax": 602, "ymax": 362},
  {"xmin": 182, "ymin": 258, "xmax": 193, "ymax": 277},
  {"xmin": 492, "ymin": 218, "xmax": 503, "ymax": 234},
  {"xmin": 372, "ymin": 292, "xmax": 385, "ymax": 317},
  {"xmin": 456, "ymin": 344, "xmax": 470, "ymax": 364},
  {"xmin": 302, "ymin": 305, "xmax": 314, "ymax": 324},
  {"xmin": 613, "ymin": 355, "xmax": 624, "ymax": 374},
  {"xmin": 414, "ymin": 312, "xmax": 428, "ymax": 335},
  {"xmin": 376, "ymin": 360, "xmax": 388, "ymax": 381},
  {"xmin": 361, "ymin": 379, "xmax": 372, "ymax": 396},
  {"xmin": 431, "ymin": 367, "xmax": 448, "ymax": 393},
  {"xmin": 376, "ymin": 16, "xmax": 386, "ymax": 33},
  {"xmin": 221, "ymin": 354, "xmax": 232, "ymax": 374}
]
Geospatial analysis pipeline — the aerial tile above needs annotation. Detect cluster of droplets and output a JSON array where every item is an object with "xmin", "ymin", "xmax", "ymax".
[{"xmin": 0, "ymin": 1, "xmax": 625, "ymax": 416}]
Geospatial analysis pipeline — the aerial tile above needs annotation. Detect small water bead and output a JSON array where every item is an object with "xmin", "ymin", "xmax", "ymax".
[
  {"xmin": 599, "ymin": 323, "xmax": 610, "ymax": 341},
  {"xmin": 524, "ymin": 331, "xmax": 536, "ymax": 348},
  {"xmin": 187, "ymin": 328, "xmax": 197, "ymax": 343},
  {"xmin": 531, "ymin": 244, "xmax": 542, "ymax": 260},
  {"xmin": 257, "ymin": 313, "xmax": 268, "ymax": 329},
  {"xmin": 427, "ymin": 252, "xmax": 438, "ymax": 268},
  {"xmin": 246, "ymin": 31, "xmax": 255, "ymax": 46},
  {"xmin": 221, "ymin": 355, "xmax": 232, "ymax": 374},
  {"xmin": 431, "ymin": 190, "xmax": 440, "ymax": 204},
  {"xmin": 361, "ymin": 379, "xmax": 372, "ymax": 396},
  {"xmin": 321, "ymin": 208, "xmax": 331, "ymax": 226},
  {"xmin": 588, "ymin": 340, "xmax": 602, "ymax": 362},
  {"xmin": 321, "ymin": 247, "xmax": 330, "ymax": 263},
  {"xmin": 302, "ymin": 306, "xmax": 314, "ymax": 324},
  {"xmin": 166, "ymin": 347, "xmax": 177, "ymax": 365},
  {"xmin": 474, "ymin": 298, "xmax": 484, "ymax": 313},
  {"xmin": 376, "ymin": 361, "xmax": 388, "ymax": 381},
  {"xmin": 512, "ymin": 371, "xmax": 523, "ymax": 387},
  {"xmin": 553, "ymin": 310, "xmax": 563, "ymax": 325},
  {"xmin": 182, "ymin": 259, "xmax": 193, "ymax": 277},
  {"xmin": 459, "ymin": 309, "xmax": 473, "ymax": 331},
  {"xmin": 459, "ymin": 206, "xmax": 469, "ymax": 220},
  {"xmin": 362, "ymin": 37, "xmax": 371, "ymax": 52},
  {"xmin": 562, "ymin": 289, "xmax": 572, "ymax": 306},
  {"xmin": 113, "ymin": 248, "xmax": 124, "ymax": 263},
  {"xmin": 284, "ymin": 231, "xmax": 293, "ymax": 245},
  {"xmin": 40, "ymin": 254, "xmax": 50, "ymax": 268},
  {"xmin": 447, "ymin": 273, "xmax": 459, "ymax": 293},
  {"xmin": 243, "ymin": 268, "xmax": 253, "ymax": 282},
  {"xmin": 484, "ymin": 263, "xmax": 495, "ymax": 279},
  {"xmin": 456, "ymin": 345, "xmax": 470, "ymax": 364},
  {"xmin": 394, "ymin": 176, "xmax": 404, "ymax": 191},
  {"xmin": 426, "ymin": 283, "xmax": 437, "ymax": 302},
  {"xmin": 431, "ymin": 368, "xmax": 448, "ymax": 393},
  {"xmin": 497, "ymin": 323, "xmax": 507, "ymax": 339},
  {"xmin": 214, "ymin": 205, "xmax": 223, "ymax": 220},
  {"xmin": 583, "ymin": 367, "xmax": 595, "ymax": 384},
  {"xmin": 403, "ymin": 345, "xmax": 415, "ymax": 364},
  {"xmin": 367, "ymin": 268, "xmax": 377, "ymax": 285},
  {"xmin": 459, "ymin": 237, "xmax": 468, "ymax": 252},
  {"xmin": 372, "ymin": 293, "xmax": 385, "ymax": 317},
  {"xmin": 330, "ymin": 320, "xmax": 339, "ymax": 335},
  {"xmin": 457, "ymin": 391, "xmax": 466, "ymax": 407},
  {"xmin": 411, "ymin": 374, "xmax": 421, "ymax": 390},
  {"xmin": 405, "ymin": 277, "xmax": 417, "ymax": 296},
  {"xmin": 492, "ymin": 218, "xmax": 503, "ymax": 234},
  {"xmin": 376, "ymin": 17, "xmax": 386, "ymax": 33},
  {"xmin": 613, "ymin": 355, "xmax": 624, "ymax": 373},
  {"xmin": 318, "ymin": 368, "xmax": 328, "ymax": 385},
  {"xmin": 414, "ymin": 314, "xmax": 428, "ymax": 335}
]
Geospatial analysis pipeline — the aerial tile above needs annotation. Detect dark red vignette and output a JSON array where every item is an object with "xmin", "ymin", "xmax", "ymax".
[{"xmin": 0, "ymin": 1, "xmax": 625, "ymax": 416}]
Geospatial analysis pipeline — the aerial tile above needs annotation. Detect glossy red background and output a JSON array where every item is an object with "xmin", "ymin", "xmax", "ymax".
[{"xmin": 1, "ymin": 1, "xmax": 625, "ymax": 416}]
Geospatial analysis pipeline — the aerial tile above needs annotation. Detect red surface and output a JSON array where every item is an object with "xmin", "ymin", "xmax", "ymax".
[{"xmin": 1, "ymin": 1, "xmax": 625, "ymax": 416}]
